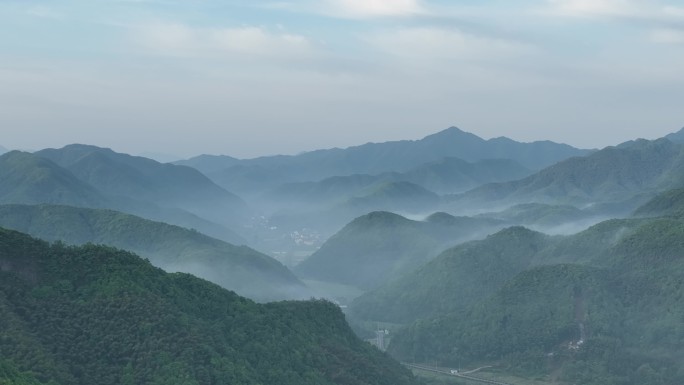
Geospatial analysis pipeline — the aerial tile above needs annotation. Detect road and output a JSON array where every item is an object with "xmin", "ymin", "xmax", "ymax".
[{"xmin": 402, "ymin": 363, "xmax": 514, "ymax": 385}]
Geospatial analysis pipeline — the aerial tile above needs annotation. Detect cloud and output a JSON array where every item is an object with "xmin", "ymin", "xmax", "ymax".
[
  {"xmin": 135, "ymin": 22, "xmax": 314, "ymax": 59},
  {"xmin": 367, "ymin": 27, "xmax": 535, "ymax": 64},
  {"xmin": 325, "ymin": 0, "xmax": 424, "ymax": 18},
  {"xmin": 260, "ymin": 0, "xmax": 426, "ymax": 19},
  {"xmin": 26, "ymin": 6, "xmax": 64, "ymax": 19},
  {"xmin": 544, "ymin": 0, "xmax": 684, "ymax": 20},
  {"xmin": 545, "ymin": 0, "xmax": 639, "ymax": 18},
  {"xmin": 650, "ymin": 28, "xmax": 684, "ymax": 44}
]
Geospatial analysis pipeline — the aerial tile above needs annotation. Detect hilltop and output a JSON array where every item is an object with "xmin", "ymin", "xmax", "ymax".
[
  {"xmin": 0, "ymin": 204, "xmax": 304, "ymax": 301},
  {"xmin": 0, "ymin": 228, "xmax": 417, "ymax": 385},
  {"xmin": 178, "ymin": 127, "xmax": 587, "ymax": 194},
  {"xmin": 294, "ymin": 211, "xmax": 505, "ymax": 290}
]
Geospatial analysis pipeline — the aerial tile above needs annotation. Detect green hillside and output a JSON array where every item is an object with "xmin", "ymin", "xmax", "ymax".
[
  {"xmin": 0, "ymin": 204, "xmax": 303, "ymax": 301},
  {"xmin": 0, "ymin": 151, "xmax": 105, "ymax": 208},
  {"xmin": 633, "ymin": 188, "xmax": 684, "ymax": 218},
  {"xmin": 351, "ymin": 217, "xmax": 649, "ymax": 324},
  {"xmin": 0, "ymin": 150, "xmax": 244, "ymax": 245},
  {"xmin": 456, "ymin": 138, "xmax": 684, "ymax": 208},
  {"xmin": 385, "ymin": 216, "xmax": 684, "ymax": 384},
  {"xmin": 350, "ymin": 227, "xmax": 551, "ymax": 323},
  {"xmin": 35, "ymin": 145, "xmax": 249, "ymax": 225},
  {"xmin": 0, "ymin": 228, "xmax": 417, "ymax": 385},
  {"xmin": 294, "ymin": 212, "xmax": 504, "ymax": 291}
]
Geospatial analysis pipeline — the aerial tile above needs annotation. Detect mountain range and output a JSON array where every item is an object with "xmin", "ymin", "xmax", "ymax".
[
  {"xmin": 450, "ymin": 138, "xmax": 684, "ymax": 212},
  {"xmin": 0, "ymin": 204, "xmax": 304, "ymax": 301},
  {"xmin": 343, "ymin": 189, "xmax": 684, "ymax": 384},
  {"xmin": 0, "ymin": 150, "xmax": 245, "ymax": 244},
  {"xmin": 35, "ymin": 144, "xmax": 249, "ymax": 226},
  {"xmin": 177, "ymin": 127, "xmax": 589, "ymax": 195}
]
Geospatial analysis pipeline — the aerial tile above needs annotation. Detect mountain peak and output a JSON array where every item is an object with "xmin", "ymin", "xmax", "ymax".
[{"xmin": 421, "ymin": 126, "xmax": 484, "ymax": 143}]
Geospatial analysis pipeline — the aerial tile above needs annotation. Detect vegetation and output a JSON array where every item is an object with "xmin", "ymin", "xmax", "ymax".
[
  {"xmin": 0, "ymin": 151, "xmax": 105, "ymax": 208},
  {"xmin": 295, "ymin": 212, "xmax": 505, "ymax": 290},
  {"xmin": 455, "ymin": 138, "xmax": 684, "ymax": 208},
  {"xmin": 350, "ymin": 227, "xmax": 551, "ymax": 323},
  {"xmin": 35, "ymin": 144, "xmax": 249, "ymax": 226},
  {"xmin": 0, "ymin": 204, "xmax": 305, "ymax": 301},
  {"xmin": 383, "ymin": 215, "xmax": 684, "ymax": 384},
  {"xmin": 179, "ymin": 126, "xmax": 586, "ymax": 194},
  {"xmin": 633, "ymin": 188, "xmax": 684, "ymax": 218},
  {"xmin": 0, "ymin": 228, "xmax": 417, "ymax": 385}
]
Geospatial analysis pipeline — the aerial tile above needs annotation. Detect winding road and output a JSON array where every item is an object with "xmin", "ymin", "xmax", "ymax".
[{"xmin": 402, "ymin": 363, "xmax": 514, "ymax": 385}]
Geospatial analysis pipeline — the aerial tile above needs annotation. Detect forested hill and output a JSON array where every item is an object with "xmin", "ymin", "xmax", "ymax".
[
  {"xmin": 0, "ymin": 204, "xmax": 304, "ymax": 301},
  {"xmin": 0, "ymin": 228, "xmax": 417, "ymax": 385},
  {"xmin": 455, "ymin": 138, "xmax": 684, "ymax": 207}
]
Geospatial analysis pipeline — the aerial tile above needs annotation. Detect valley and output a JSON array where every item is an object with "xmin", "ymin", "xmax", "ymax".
[{"xmin": 3, "ymin": 127, "xmax": 684, "ymax": 384}]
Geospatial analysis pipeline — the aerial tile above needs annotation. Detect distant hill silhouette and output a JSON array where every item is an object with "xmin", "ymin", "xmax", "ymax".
[
  {"xmin": 454, "ymin": 138, "xmax": 684, "ymax": 209},
  {"xmin": 0, "ymin": 150, "xmax": 244, "ymax": 244},
  {"xmin": 0, "ymin": 151, "xmax": 106, "ymax": 207},
  {"xmin": 35, "ymin": 144, "xmax": 250, "ymax": 226},
  {"xmin": 178, "ymin": 127, "xmax": 588, "ymax": 194}
]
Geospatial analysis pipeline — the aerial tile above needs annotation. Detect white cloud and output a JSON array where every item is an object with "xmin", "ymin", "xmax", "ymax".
[
  {"xmin": 650, "ymin": 28, "xmax": 684, "ymax": 44},
  {"xmin": 26, "ymin": 6, "xmax": 64, "ymax": 19},
  {"xmin": 545, "ymin": 0, "xmax": 639, "ymax": 17},
  {"xmin": 136, "ymin": 22, "xmax": 314, "ymax": 58},
  {"xmin": 368, "ymin": 27, "xmax": 535, "ymax": 64},
  {"xmin": 545, "ymin": 0, "xmax": 684, "ymax": 20},
  {"xmin": 326, "ymin": 0, "xmax": 424, "ymax": 18}
]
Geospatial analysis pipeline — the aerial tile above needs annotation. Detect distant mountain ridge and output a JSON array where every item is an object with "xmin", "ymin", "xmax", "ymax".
[
  {"xmin": 0, "ymin": 145, "xmax": 7, "ymax": 155},
  {"xmin": 177, "ymin": 127, "xmax": 589, "ymax": 193},
  {"xmin": 0, "ymin": 150, "xmax": 245, "ymax": 244},
  {"xmin": 0, "ymin": 151, "xmax": 106, "ymax": 207},
  {"xmin": 35, "ymin": 144, "xmax": 249, "ymax": 226},
  {"xmin": 453, "ymin": 138, "xmax": 684, "ymax": 209}
]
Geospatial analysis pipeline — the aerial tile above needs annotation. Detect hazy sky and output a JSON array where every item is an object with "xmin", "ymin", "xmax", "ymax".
[{"xmin": 1, "ymin": 0, "xmax": 683, "ymax": 159}]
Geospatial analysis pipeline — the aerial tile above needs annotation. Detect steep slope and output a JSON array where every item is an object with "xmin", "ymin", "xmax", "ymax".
[
  {"xmin": 350, "ymin": 227, "xmax": 551, "ymax": 323},
  {"xmin": 0, "ymin": 150, "xmax": 243, "ymax": 245},
  {"xmin": 0, "ymin": 204, "xmax": 303, "ymax": 301},
  {"xmin": 633, "ymin": 188, "xmax": 684, "ymax": 218},
  {"xmin": 387, "ymin": 216, "xmax": 684, "ymax": 384},
  {"xmin": 0, "ymin": 228, "xmax": 417, "ymax": 385},
  {"xmin": 294, "ymin": 211, "xmax": 505, "ymax": 290},
  {"xmin": 351, "ymin": 218, "xmax": 649, "ymax": 324},
  {"xmin": 455, "ymin": 138, "xmax": 684, "ymax": 208},
  {"xmin": 35, "ymin": 144, "xmax": 249, "ymax": 225},
  {"xmin": 0, "ymin": 145, "xmax": 7, "ymax": 155},
  {"xmin": 0, "ymin": 151, "xmax": 105, "ymax": 207},
  {"xmin": 181, "ymin": 127, "xmax": 587, "ymax": 193}
]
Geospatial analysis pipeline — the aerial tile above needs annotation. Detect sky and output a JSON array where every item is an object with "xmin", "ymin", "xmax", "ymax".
[{"xmin": 1, "ymin": 0, "xmax": 683, "ymax": 160}]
